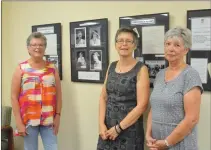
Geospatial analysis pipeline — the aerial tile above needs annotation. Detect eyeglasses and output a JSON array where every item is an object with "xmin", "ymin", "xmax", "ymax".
[
  {"xmin": 30, "ymin": 44, "xmax": 45, "ymax": 48},
  {"xmin": 116, "ymin": 39, "xmax": 134, "ymax": 45}
]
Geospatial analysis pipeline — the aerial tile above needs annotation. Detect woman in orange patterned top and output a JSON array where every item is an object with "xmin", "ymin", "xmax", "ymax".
[{"xmin": 11, "ymin": 32, "xmax": 62, "ymax": 150}]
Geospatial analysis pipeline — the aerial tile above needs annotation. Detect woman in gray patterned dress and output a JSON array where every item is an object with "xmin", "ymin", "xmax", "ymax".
[
  {"xmin": 146, "ymin": 27, "xmax": 203, "ymax": 150},
  {"xmin": 97, "ymin": 27, "xmax": 150, "ymax": 150}
]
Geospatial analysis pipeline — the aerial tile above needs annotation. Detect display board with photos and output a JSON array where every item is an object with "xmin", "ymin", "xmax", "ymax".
[
  {"xmin": 119, "ymin": 13, "xmax": 169, "ymax": 87},
  {"xmin": 32, "ymin": 23, "xmax": 63, "ymax": 80},
  {"xmin": 187, "ymin": 9, "xmax": 211, "ymax": 91},
  {"xmin": 70, "ymin": 18, "xmax": 108, "ymax": 83}
]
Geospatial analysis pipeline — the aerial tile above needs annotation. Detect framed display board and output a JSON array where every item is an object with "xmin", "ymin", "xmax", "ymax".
[
  {"xmin": 187, "ymin": 9, "xmax": 211, "ymax": 91},
  {"xmin": 70, "ymin": 18, "xmax": 109, "ymax": 83},
  {"xmin": 119, "ymin": 13, "xmax": 169, "ymax": 87},
  {"xmin": 32, "ymin": 23, "xmax": 63, "ymax": 80}
]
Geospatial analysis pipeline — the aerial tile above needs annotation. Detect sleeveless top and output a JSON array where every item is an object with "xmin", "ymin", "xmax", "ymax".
[
  {"xmin": 97, "ymin": 61, "xmax": 145, "ymax": 150},
  {"xmin": 18, "ymin": 60, "xmax": 56, "ymax": 126}
]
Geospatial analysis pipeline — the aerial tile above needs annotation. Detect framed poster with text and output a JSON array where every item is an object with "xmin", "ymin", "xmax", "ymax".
[{"xmin": 187, "ymin": 9, "xmax": 211, "ymax": 91}]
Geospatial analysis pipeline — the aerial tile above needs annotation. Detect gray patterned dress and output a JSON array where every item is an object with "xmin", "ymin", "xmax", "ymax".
[
  {"xmin": 97, "ymin": 61, "xmax": 145, "ymax": 150},
  {"xmin": 150, "ymin": 65, "xmax": 203, "ymax": 150}
]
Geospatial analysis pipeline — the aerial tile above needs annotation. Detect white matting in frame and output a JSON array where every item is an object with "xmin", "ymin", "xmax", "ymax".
[
  {"xmin": 89, "ymin": 26, "xmax": 101, "ymax": 47},
  {"xmin": 75, "ymin": 27, "xmax": 86, "ymax": 48},
  {"xmin": 89, "ymin": 50, "xmax": 102, "ymax": 71},
  {"xmin": 76, "ymin": 50, "xmax": 87, "ymax": 70}
]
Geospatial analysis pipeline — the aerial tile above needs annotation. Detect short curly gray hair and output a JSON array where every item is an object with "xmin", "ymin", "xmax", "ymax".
[
  {"xmin": 164, "ymin": 27, "xmax": 192, "ymax": 49},
  {"xmin": 26, "ymin": 32, "xmax": 47, "ymax": 47}
]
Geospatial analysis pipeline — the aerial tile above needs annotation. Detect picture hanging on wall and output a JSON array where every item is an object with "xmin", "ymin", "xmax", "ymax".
[
  {"xmin": 70, "ymin": 18, "xmax": 109, "ymax": 83},
  {"xmin": 32, "ymin": 23, "xmax": 63, "ymax": 80}
]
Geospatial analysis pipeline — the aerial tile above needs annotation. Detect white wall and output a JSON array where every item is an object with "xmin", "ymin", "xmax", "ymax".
[{"xmin": 2, "ymin": 1, "xmax": 210, "ymax": 150}]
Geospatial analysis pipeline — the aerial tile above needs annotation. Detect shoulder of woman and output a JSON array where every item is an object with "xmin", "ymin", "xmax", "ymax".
[
  {"xmin": 183, "ymin": 65, "xmax": 200, "ymax": 79},
  {"xmin": 46, "ymin": 61, "xmax": 55, "ymax": 68},
  {"xmin": 18, "ymin": 60, "xmax": 29, "ymax": 70}
]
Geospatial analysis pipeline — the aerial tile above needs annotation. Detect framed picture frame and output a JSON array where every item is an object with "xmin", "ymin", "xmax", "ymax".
[
  {"xmin": 119, "ymin": 13, "xmax": 169, "ymax": 87},
  {"xmin": 187, "ymin": 9, "xmax": 211, "ymax": 91},
  {"xmin": 32, "ymin": 23, "xmax": 63, "ymax": 80},
  {"xmin": 70, "ymin": 18, "xmax": 108, "ymax": 83}
]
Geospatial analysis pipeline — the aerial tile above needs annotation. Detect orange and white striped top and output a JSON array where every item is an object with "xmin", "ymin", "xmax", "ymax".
[{"xmin": 18, "ymin": 60, "xmax": 56, "ymax": 126}]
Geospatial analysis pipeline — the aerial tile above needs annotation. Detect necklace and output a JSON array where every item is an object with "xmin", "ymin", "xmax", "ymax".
[{"xmin": 118, "ymin": 66, "xmax": 122, "ymax": 73}]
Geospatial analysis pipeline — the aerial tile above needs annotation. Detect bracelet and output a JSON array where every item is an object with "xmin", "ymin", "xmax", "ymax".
[
  {"xmin": 114, "ymin": 125, "xmax": 120, "ymax": 134},
  {"xmin": 164, "ymin": 139, "xmax": 170, "ymax": 147},
  {"xmin": 118, "ymin": 123, "xmax": 123, "ymax": 131}
]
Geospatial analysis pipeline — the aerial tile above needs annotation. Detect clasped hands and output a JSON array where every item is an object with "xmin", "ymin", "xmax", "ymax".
[{"xmin": 146, "ymin": 135, "xmax": 168, "ymax": 150}]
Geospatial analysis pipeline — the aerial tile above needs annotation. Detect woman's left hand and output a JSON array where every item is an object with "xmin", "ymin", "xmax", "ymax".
[
  {"xmin": 105, "ymin": 126, "xmax": 119, "ymax": 140},
  {"xmin": 148, "ymin": 140, "xmax": 168, "ymax": 150},
  {"xmin": 53, "ymin": 114, "xmax": 60, "ymax": 135}
]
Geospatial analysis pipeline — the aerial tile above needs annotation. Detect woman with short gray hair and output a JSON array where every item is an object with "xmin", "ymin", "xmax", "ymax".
[
  {"xmin": 11, "ymin": 32, "xmax": 62, "ymax": 150},
  {"xmin": 146, "ymin": 27, "xmax": 203, "ymax": 150}
]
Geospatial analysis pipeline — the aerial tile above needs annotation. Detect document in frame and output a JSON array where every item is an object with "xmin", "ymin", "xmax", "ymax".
[
  {"xmin": 37, "ymin": 26, "xmax": 58, "ymax": 55},
  {"xmin": 44, "ymin": 34, "xmax": 58, "ymax": 55},
  {"xmin": 190, "ymin": 58, "xmax": 208, "ymax": 84},
  {"xmin": 142, "ymin": 26, "xmax": 165, "ymax": 54},
  {"xmin": 78, "ymin": 71, "xmax": 100, "ymax": 81},
  {"xmin": 191, "ymin": 17, "xmax": 211, "ymax": 51}
]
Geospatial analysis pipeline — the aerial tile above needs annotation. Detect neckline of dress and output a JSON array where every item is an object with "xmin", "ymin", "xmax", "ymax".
[
  {"xmin": 114, "ymin": 61, "xmax": 140, "ymax": 75},
  {"xmin": 164, "ymin": 65, "xmax": 189, "ymax": 84},
  {"xmin": 27, "ymin": 59, "xmax": 47, "ymax": 71}
]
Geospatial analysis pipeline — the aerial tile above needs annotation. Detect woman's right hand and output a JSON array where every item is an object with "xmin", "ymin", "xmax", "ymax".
[
  {"xmin": 146, "ymin": 134, "xmax": 158, "ymax": 150},
  {"xmin": 99, "ymin": 124, "xmax": 108, "ymax": 140},
  {"xmin": 17, "ymin": 123, "xmax": 27, "ymax": 136}
]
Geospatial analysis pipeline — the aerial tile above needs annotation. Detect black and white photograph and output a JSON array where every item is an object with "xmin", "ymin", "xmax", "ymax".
[
  {"xmin": 90, "ymin": 50, "xmax": 102, "ymax": 70},
  {"xmin": 48, "ymin": 55, "xmax": 59, "ymax": 69},
  {"xmin": 70, "ymin": 18, "xmax": 108, "ymax": 83},
  {"xmin": 76, "ymin": 50, "xmax": 87, "ymax": 70},
  {"xmin": 145, "ymin": 60, "xmax": 165, "ymax": 81},
  {"xmin": 89, "ymin": 26, "xmax": 101, "ymax": 47},
  {"xmin": 75, "ymin": 27, "xmax": 86, "ymax": 47}
]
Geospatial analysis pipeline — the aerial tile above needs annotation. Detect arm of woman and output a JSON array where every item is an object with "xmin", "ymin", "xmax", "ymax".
[
  {"xmin": 53, "ymin": 67, "xmax": 62, "ymax": 135},
  {"xmin": 146, "ymin": 108, "xmax": 157, "ymax": 144},
  {"xmin": 119, "ymin": 65, "xmax": 150, "ymax": 129},
  {"xmin": 11, "ymin": 66, "xmax": 27, "ymax": 136},
  {"xmin": 146, "ymin": 109, "xmax": 152, "ymax": 137},
  {"xmin": 99, "ymin": 65, "xmax": 110, "ymax": 140},
  {"xmin": 165, "ymin": 87, "xmax": 201, "ymax": 146},
  {"xmin": 106, "ymin": 65, "xmax": 150, "ymax": 140}
]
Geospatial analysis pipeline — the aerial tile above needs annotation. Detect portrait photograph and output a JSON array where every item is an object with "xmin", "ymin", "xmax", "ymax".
[
  {"xmin": 89, "ymin": 26, "xmax": 101, "ymax": 47},
  {"xmin": 47, "ymin": 56, "xmax": 59, "ymax": 69},
  {"xmin": 76, "ymin": 50, "xmax": 87, "ymax": 70},
  {"xmin": 89, "ymin": 50, "xmax": 102, "ymax": 71},
  {"xmin": 75, "ymin": 27, "xmax": 86, "ymax": 48}
]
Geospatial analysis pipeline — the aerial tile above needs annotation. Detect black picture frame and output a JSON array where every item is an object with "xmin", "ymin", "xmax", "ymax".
[
  {"xmin": 70, "ymin": 18, "xmax": 109, "ymax": 83},
  {"xmin": 187, "ymin": 9, "xmax": 211, "ymax": 91},
  {"xmin": 32, "ymin": 23, "xmax": 63, "ymax": 80},
  {"xmin": 119, "ymin": 13, "xmax": 169, "ymax": 87}
]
